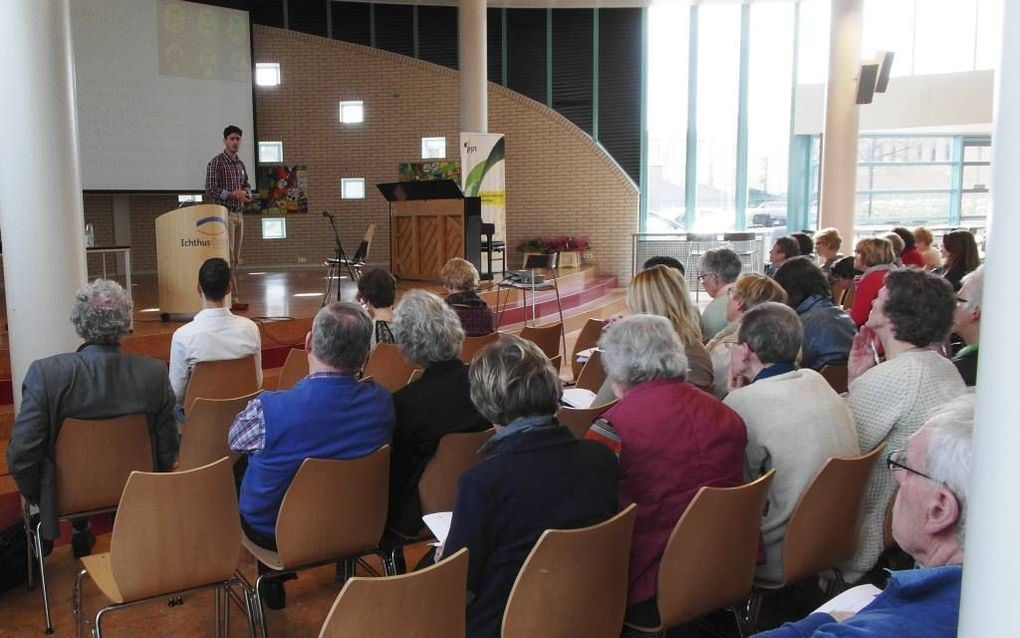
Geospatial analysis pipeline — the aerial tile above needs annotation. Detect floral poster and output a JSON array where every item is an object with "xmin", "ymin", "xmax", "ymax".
[{"xmin": 249, "ymin": 165, "xmax": 309, "ymax": 215}]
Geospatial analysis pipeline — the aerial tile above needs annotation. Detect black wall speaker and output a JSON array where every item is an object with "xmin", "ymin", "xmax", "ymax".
[
  {"xmin": 856, "ymin": 62, "xmax": 880, "ymax": 104},
  {"xmin": 875, "ymin": 51, "xmax": 896, "ymax": 93}
]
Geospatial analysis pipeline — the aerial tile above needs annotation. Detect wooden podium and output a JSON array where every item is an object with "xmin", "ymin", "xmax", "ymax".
[
  {"xmin": 378, "ymin": 180, "xmax": 481, "ymax": 281},
  {"xmin": 155, "ymin": 204, "xmax": 230, "ymax": 317}
]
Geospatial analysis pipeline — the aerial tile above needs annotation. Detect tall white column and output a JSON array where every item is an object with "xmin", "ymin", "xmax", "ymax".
[
  {"xmin": 818, "ymin": 0, "xmax": 862, "ymax": 244},
  {"xmin": 958, "ymin": 3, "xmax": 1020, "ymax": 635},
  {"xmin": 0, "ymin": 0, "xmax": 88, "ymax": 409},
  {"xmin": 459, "ymin": 0, "xmax": 488, "ymax": 133}
]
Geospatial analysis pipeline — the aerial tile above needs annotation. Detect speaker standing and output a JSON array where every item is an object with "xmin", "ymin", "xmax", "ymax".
[{"xmin": 204, "ymin": 124, "xmax": 251, "ymax": 310}]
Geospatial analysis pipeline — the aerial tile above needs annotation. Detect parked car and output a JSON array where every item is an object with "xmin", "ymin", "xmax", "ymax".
[{"xmin": 750, "ymin": 203, "xmax": 787, "ymax": 227}]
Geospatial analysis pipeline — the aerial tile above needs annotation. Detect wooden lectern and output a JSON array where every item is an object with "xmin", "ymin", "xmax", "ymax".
[
  {"xmin": 378, "ymin": 180, "xmax": 481, "ymax": 281},
  {"xmin": 155, "ymin": 204, "xmax": 231, "ymax": 317}
]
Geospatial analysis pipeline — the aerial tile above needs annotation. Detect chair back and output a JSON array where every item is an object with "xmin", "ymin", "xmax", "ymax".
[
  {"xmin": 418, "ymin": 429, "xmax": 496, "ymax": 514},
  {"xmin": 883, "ymin": 490, "xmax": 898, "ymax": 550},
  {"xmin": 363, "ymin": 343, "xmax": 419, "ymax": 392},
  {"xmin": 779, "ymin": 443, "xmax": 886, "ymax": 585},
  {"xmin": 574, "ymin": 350, "xmax": 606, "ymax": 393},
  {"xmin": 277, "ymin": 348, "xmax": 309, "ymax": 391},
  {"xmin": 819, "ymin": 364, "xmax": 849, "ymax": 395},
  {"xmin": 318, "ymin": 548, "xmax": 469, "ymax": 638},
  {"xmin": 275, "ymin": 446, "xmax": 391, "ymax": 568},
  {"xmin": 570, "ymin": 318, "xmax": 606, "ymax": 379},
  {"xmin": 108, "ymin": 458, "xmax": 241, "ymax": 602},
  {"xmin": 459, "ymin": 332, "xmax": 500, "ymax": 364},
  {"xmin": 502, "ymin": 505, "xmax": 637, "ymax": 638},
  {"xmin": 519, "ymin": 322, "xmax": 563, "ymax": 360},
  {"xmin": 177, "ymin": 393, "xmax": 258, "ymax": 471},
  {"xmin": 184, "ymin": 355, "xmax": 260, "ymax": 414},
  {"xmin": 655, "ymin": 472, "xmax": 775, "ymax": 629},
  {"xmin": 557, "ymin": 401, "xmax": 617, "ymax": 439},
  {"xmin": 54, "ymin": 414, "xmax": 154, "ymax": 516}
]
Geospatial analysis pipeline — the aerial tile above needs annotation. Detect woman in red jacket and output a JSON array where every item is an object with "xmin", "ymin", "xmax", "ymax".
[{"xmin": 849, "ymin": 237, "xmax": 897, "ymax": 326}]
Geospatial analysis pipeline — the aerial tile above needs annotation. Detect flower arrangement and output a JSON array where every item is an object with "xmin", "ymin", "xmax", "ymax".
[{"xmin": 516, "ymin": 235, "xmax": 591, "ymax": 253}]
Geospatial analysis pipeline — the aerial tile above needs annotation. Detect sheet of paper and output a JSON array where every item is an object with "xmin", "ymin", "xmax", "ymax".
[
  {"xmin": 575, "ymin": 347, "xmax": 597, "ymax": 364},
  {"xmin": 814, "ymin": 584, "xmax": 882, "ymax": 615},
  {"xmin": 423, "ymin": 511, "xmax": 453, "ymax": 545},
  {"xmin": 562, "ymin": 387, "xmax": 596, "ymax": 409}
]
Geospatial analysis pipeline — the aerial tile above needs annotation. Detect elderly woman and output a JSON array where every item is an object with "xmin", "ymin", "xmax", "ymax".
[
  {"xmin": 387, "ymin": 290, "xmax": 489, "ymax": 536},
  {"xmin": 814, "ymin": 227, "xmax": 844, "ymax": 283},
  {"xmin": 705, "ymin": 272, "xmax": 787, "ymax": 398},
  {"xmin": 841, "ymin": 269, "xmax": 966, "ymax": 583},
  {"xmin": 849, "ymin": 237, "xmax": 897, "ymax": 326},
  {"xmin": 913, "ymin": 226, "xmax": 942, "ymax": 270},
  {"xmin": 442, "ymin": 336, "xmax": 618, "ymax": 637},
  {"xmin": 938, "ymin": 229, "xmax": 981, "ymax": 291},
  {"xmin": 773, "ymin": 256, "xmax": 856, "ymax": 370},
  {"xmin": 587, "ymin": 315, "xmax": 745, "ymax": 621},
  {"xmin": 356, "ymin": 268, "xmax": 397, "ymax": 347},
  {"xmin": 441, "ymin": 257, "xmax": 496, "ymax": 336}
]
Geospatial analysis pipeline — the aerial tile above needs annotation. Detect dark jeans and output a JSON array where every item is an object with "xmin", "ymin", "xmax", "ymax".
[{"xmin": 240, "ymin": 516, "xmax": 278, "ymax": 576}]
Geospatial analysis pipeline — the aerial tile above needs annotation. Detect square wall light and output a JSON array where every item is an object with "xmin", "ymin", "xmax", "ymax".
[
  {"xmin": 258, "ymin": 141, "xmax": 283, "ymax": 163},
  {"xmin": 339, "ymin": 100, "xmax": 364, "ymax": 124},
  {"xmin": 421, "ymin": 137, "xmax": 446, "ymax": 159},
  {"xmin": 262, "ymin": 217, "xmax": 287, "ymax": 239},
  {"xmin": 341, "ymin": 178, "xmax": 366, "ymax": 199},
  {"xmin": 255, "ymin": 63, "xmax": 281, "ymax": 87}
]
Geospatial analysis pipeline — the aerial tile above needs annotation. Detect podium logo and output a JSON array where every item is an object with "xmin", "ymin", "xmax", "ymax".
[{"xmin": 195, "ymin": 216, "xmax": 227, "ymax": 236}]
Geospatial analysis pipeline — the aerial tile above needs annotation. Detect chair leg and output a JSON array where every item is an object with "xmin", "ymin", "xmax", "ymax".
[
  {"xmin": 214, "ymin": 586, "xmax": 223, "ymax": 638},
  {"xmin": 34, "ymin": 520, "xmax": 54, "ymax": 634},
  {"xmin": 254, "ymin": 573, "xmax": 271, "ymax": 638},
  {"xmin": 22, "ymin": 500, "xmax": 35, "ymax": 591},
  {"xmin": 74, "ymin": 568, "xmax": 88, "ymax": 638},
  {"xmin": 238, "ymin": 581, "xmax": 258, "ymax": 638},
  {"xmin": 94, "ymin": 606, "xmax": 112, "ymax": 638}
]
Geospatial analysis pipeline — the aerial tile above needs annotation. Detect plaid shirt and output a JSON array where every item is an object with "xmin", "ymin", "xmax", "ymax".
[{"xmin": 204, "ymin": 151, "xmax": 249, "ymax": 212}]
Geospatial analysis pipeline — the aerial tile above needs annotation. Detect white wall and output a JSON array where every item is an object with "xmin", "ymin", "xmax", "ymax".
[{"xmin": 795, "ymin": 69, "xmax": 994, "ymax": 135}]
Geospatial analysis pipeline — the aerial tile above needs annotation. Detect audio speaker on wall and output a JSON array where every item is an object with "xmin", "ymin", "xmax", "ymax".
[
  {"xmin": 875, "ymin": 51, "xmax": 896, "ymax": 93},
  {"xmin": 856, "ymin": 62, "xmax": 880, "ymax": 105}
]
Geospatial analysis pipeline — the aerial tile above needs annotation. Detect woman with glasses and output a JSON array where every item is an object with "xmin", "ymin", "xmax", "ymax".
[{"xmin": 840, "ymin": 269, "xmax": 966, "ymax": 583}]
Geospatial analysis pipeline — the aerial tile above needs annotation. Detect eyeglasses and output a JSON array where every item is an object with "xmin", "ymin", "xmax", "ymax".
[
  {"xmin": 697, "ymin": 272, "xmax": 716, "ymax": 281},
  {"xmin": 886, "ymin": 449, "xmax": 936, "ymax": 483}
]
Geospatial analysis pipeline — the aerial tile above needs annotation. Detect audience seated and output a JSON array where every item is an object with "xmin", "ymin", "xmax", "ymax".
[
  {"xmin": 168, "ymin": 258, "xmax": 262, "ymax": 416},
  {"xmin": 441, "ymin": 336, "xmax": 618, "ymax": 637},
  {"xmin": 387, "ymin": 290, "xmax": 489, "ymax": 536},
  {"xmin": 938, "ymin": 229, "xmax": 981, "ymax": 291},
  {"xmin": 723, "ymin": 303, "xmax": 859, "ymax": 585},
  {"xmin": 643, "ymin": 255, "xmax": 686, "ymax": 277},
  {"xmin": 814, "ymin": 227, "xmax": 844, "ymax": 284},
  {"xmin": 229, "ymin": 302, "xmax": 394, "ymax": 608},
  {"xmin": 766, "ymin": 236, "xmax": 800, "ymax": 278},
  {"xmin": 792, "ymin": 232, "xmax": 815, "ymax": 259},
  {"xmin": 705, "ymin": 273, "xmax": 787, "ymax": 399},
  {"xmin": 356, "ymin": 268, "xmax": 398, "ymax": 347},
  {"xmin": 830, "ymin": 256, "xmax": 860, "ymax": 310},
  {"xmin": 773, "ymin": 256, "xmax": 856, "ymax": 370},
  {"xmin": 755, "ymin": 394, "xmax": 974, "ymax": 638},
  {"xmin": 6, "ymin": 279, "xmax": 178, "ymax": 558},
  {"xmin": 849, "ymin": 237, "xmax": 896, "ymax": 326},
  {"xmin": 884, "ymin": 232, "xmax": 906, "ymax": 267},
  {"xmin": 697, "ymin": 248, "xmax": 743, "ymax": 341},
  {"xmin": 952, "ymin": 266, "xmax": 983, "ymax": 386},
  {"xmin": 892, "ymin": 227, "xmax": 926, "ymax": 268},
  {"xmin": 841, "ymin": 269, "xmax": 965, "ymax": 582},
  {"xmin": 913, "ymin": 226, "xmax": 942, "ymax": 270},
  {"xmin": 594, "ymin": 265, "xmax": 713, "ymax": 402},
  {"xmin": 441, "ymin": 257, "xmax": 496, "ymax": 337},
  {"xmin": 586, "ymin": 315, "xmax": 745, "ymax": 619}
]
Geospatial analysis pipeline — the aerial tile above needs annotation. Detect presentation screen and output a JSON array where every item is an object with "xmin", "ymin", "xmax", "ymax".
[{"xmin": 71, "ymin": 0, "xmax": 256, "ymax": 191}]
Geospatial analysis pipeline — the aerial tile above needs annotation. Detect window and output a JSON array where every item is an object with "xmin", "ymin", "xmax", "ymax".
[
  {"xmin": 261, "ymin": 217, "xmax": 286, "ymax": 239},
  {"xmin": 255, "ymin": 63, "xmax": 281, "ymax": 87},
  {"xmin": 861, "ymin": 0, "xmax": 915, "ymax": 77},
  {"xmin": 341, "ymin": 178, "xmax": 366, "ymax": 199},
  {"xmin": 339, "ymin": 100, "xmax": 365, "ymax": 124},
  {"xmin": 177, "ymin": 194, "xmax": 202, "ymax": 204},
  {"xmin": 421, "ymin": 137, "xmax": 446, "ymax": 159},
  {"xmin": 797, "ymin": 0, "xmax": 830, "ymax": 85},
  {"xmin": 258, "ymin": 141, "xmax": 283, "ymax": 163}
]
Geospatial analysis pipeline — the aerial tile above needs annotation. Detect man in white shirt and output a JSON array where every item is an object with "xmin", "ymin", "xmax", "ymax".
[{"xmin": 169, "ymin": 258, "xmax": 262, "ymax": 415}]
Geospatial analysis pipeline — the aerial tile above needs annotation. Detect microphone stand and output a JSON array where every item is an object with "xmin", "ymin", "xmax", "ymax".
[{"xmin": 323, "ymin": 211, "xmax": 357, "ymax": 305}]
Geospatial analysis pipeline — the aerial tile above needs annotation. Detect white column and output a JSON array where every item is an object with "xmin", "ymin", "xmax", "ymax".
[
  {"xmin": 0, "ymin": 0, "xmax": 88, "ymax": 409},
  {"xmin": 818, "ymin": 0, "xmax": 862, "ymax": 244},
  {"xmin": 958, "ymin": 3, "xmax": 1020, "ymax": 634},
  {"xmin": 459, "ymin": 0, "xmax": 488, "ymax": 133}
]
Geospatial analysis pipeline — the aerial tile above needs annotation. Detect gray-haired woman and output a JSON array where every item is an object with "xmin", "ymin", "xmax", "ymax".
[{"xmin": 387, "ymin": 290, "xmax": 489, "ymax": 536}]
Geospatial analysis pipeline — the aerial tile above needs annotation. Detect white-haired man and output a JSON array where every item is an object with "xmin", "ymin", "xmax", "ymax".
[
  {"xmin": 753, "ymin": 393, "xmax": 973, "ymax": 637},
  {"xmin": 952, "ymin": 265, "xmax": 982, "ymax": 386}
]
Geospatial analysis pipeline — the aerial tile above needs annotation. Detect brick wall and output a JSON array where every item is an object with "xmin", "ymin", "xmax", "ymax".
[{"xmin": 80, "ymin": 25, "xmax": 638, "ymax": 282}]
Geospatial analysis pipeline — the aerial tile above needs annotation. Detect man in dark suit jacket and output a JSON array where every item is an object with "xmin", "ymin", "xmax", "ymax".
[{"xmin": 6, "ymin": 280, "xmax": 178, "ymax": 557}]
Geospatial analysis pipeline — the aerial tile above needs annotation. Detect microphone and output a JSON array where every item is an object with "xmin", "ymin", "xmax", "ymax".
[{"xmin": 321, "ymin": 210, "xmax": 333, "ymax": 218}]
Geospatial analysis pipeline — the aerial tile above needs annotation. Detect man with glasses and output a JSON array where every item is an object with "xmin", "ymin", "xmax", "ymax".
[
  {"xmin": 698, "ymin": 248, "xmax": 742, "ymax": 340},
  {"xmin": 754, "ymin": 394, "xmax": 973, "ymax": 638},
  {"xmin": 952, "ymin": 265, "xmax": 983, "ymax": 386}
]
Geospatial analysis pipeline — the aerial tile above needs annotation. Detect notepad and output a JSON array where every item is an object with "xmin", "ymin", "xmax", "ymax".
[
  {"xmin": 575, "ymin": 347, "xmax": 597, "ymax": 364},
  {"xmin": 814, "ymin": 584, "xmax": 882, "ymax": 615},
  {"xmin": 561, "ymin": 388, "xmax": 597, "ymax": 409},
  {"xmin": 423, "ymin": 511, "xmax": 453, "ymax": 546}
]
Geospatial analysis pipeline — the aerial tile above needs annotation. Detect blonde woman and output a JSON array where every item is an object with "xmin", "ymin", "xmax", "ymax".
[
  {"xmin": 849, "ymin": 237, "xmax": 897, "ymax": 326},
  {"xmin": 913, "ymin": 226, "xmax": 942, "ymax": 270},
  {"xmin": 440, "ymin": 257, "xmax": 495, "ymax": 336},
  {"xmin": 814, "ymin": 227, "xmax": 844, "ymax": 282},
  {"xmin": 706, "ymin": 272, "xmax": 787, "ymax": 399}
]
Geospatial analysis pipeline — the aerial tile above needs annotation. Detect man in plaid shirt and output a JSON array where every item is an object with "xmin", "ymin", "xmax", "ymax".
[{"xmin": 205, "ymin": 125, "xmax": 251, "ymax": 308}]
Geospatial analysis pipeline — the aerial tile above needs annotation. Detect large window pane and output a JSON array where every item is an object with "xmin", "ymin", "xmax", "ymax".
[
  {"xmin": 862, "ymin": 0, "xmax": 914, "ymax": 76},
  {"xmin": 976, "ymin": 0, "xmax": 1004, "ymax": 70},
  {"xmin": 646, "ymin": 4, "xmax": 689, "ymax": 232},
  {"xmin": 694, "ymin": 3, "xmax": 740, "ymax": 232},
  {"xmin": 914, "ymin": 0, "xmax": 978, "ymax": 74},
  {"xmin": 860, "ymin": 165, "xmax": 954, "ymax": 191},
  {"xmin": 797, "ymin": 0, "xmax": 830, "ymax": 84},
  {"xmin": 856, "ymin": 192, "xmax": 952, "ymax": 225},
  {"xmin": 746, "ymin": 2, "xmax": 794, "ymax": 229}
]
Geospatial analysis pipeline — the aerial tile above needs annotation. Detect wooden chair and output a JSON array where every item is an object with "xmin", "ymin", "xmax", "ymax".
[
  {"xmin": 362, "ymin": 343, "xmax": 419, "ymax": 392},
  {"xmin": 240, "ymin": 447, "xmax": 392, "ymax": 636},
  {"xmin": 73, "ymin": 458, "xmax": 251, "ymax": 637},
  {"xmin": 502, "ymin": 504, "xmax": 637, "ymax": 638},
  {"xmin": 177, "ymin": 392, "xmax": 259, "ymax": 471},
  {"xmin": 459, "ymin": 332, "xmax": 500, "ymax": 364},
  {"xmin": 883, "ymin": 491, "xmax": 898, "ymax": 551},
  {"xmin": 819, "ymin": 364, "xmax": 849, "ymax": 395},
  {"xmin": 748, "ymin": 444, "xmax": 887, "ymax": 628},
  {"xmin": 574, "ymin": 349, "xmax": 606, "ymax": 393},
  {"xmin": 557, "ymin": 400, "xmax": 618, "ymax": 439},
  {"xmin": 624, "ymin": 471, "xmax": 776, "ymax": 637},
  {"xmin": 570, "ymin": 318, "xmax": 606, "ymax": 379},
  {"xmin": 318, "ymin": 548, "xmax": 469, "ymax": 638},
  {"xmin": 184, "ymin": 355, "xmax": 261, "ymax": 415},
  {"xmin": 23, "ymin": 414, "xmax": 153, "ymax": 634},
  {"xmin": 276, "ymin": 348, "xmax": 309, "ymax": 391},
  {"xmin": 520, "ymin": 322, "xmax": 563, "ymax": 360}
]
